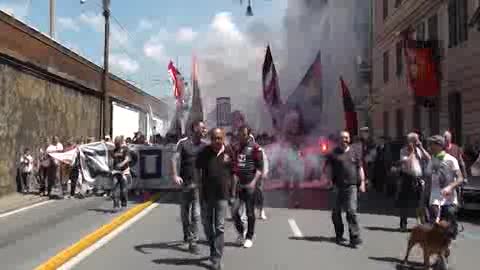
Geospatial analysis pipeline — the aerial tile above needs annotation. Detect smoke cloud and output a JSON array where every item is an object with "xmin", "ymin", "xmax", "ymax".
[{"xmin": 196, "ymin": 0, "xmax": 370, "ymax": 135}]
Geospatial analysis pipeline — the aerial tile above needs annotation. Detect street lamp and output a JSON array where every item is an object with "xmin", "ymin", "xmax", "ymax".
[
  {"xmin": 246, "ymin": 0, "xmax": 253, "ymax": 16},
  {"xmin": 81, "ymin": 0, "xmax": 111, "ymax": 139}
]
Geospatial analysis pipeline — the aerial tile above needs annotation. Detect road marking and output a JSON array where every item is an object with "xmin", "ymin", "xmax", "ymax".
[
  {"xmin": 58, "ymin": 202, "xmax": 159, "ymax": 270},
  {"xmin": 0, "ymin": 200, "xmax": 53, "ymax": 219},
  {"xmin": 34, "ymin": 193, "xmax": 161, "ymax": 270},
  {"xmin": 288, "ymin": 218, "xmax": 303, "ymax": 238}
]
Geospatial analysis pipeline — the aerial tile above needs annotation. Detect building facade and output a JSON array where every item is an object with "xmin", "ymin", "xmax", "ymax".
[{"xmin": 372, "ymin": 0, "xmax": 480, "ymax": 145}]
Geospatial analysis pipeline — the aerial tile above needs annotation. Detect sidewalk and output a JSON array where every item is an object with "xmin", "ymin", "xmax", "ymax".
[{"xmin": 0, "ymin": 192, "xmax": 49, "ymax": 215}]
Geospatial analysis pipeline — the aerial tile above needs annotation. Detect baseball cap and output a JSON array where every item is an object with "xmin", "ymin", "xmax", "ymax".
[{"xmin": 428, "ymin": 135, "xmax": 445, "ymax": 146}]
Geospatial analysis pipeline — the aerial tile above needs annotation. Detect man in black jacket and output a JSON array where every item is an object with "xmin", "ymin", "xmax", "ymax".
[{"xmin": 196, "ymin": 128, "xmax": 235, "ymax": 270}]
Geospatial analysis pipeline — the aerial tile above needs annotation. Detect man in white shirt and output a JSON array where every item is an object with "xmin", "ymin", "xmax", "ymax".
[
  {"xmin": 46, "ymin": 136, "xmax": 64, "ymax": 197},
  {"xmin": 426, "ymin": 135, "xmax": 463, "ymax": 237}
]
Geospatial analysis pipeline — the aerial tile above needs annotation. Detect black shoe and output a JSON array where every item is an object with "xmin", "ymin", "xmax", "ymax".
[
  {"xmin": 350, "ymin": 237, "xmax": 362, "ymax": 248},
  {"xmin": 335, "ymin": 236, "xmax": 346, "ymax": 244},
  {"xmin": 121, "ymin": 201, "xmax": 127, "ymax": 208},
  {"xmin": 211, "ymin": 261, "xmax": 223, "ymax": 270},
  {"xmin": 189, "ymin": 243, "xmax": 200, "ymax": 254}
]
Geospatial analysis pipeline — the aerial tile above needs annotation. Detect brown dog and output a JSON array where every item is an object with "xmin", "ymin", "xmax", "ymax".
[{"xmin": 403, "ymin": 220, "xmax": 453, "ymax": 270}]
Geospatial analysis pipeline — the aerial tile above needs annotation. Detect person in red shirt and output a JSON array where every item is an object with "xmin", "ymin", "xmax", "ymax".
[{"xmin": 232, "ymin": 125, "xmax": 264, "ymax": 249}]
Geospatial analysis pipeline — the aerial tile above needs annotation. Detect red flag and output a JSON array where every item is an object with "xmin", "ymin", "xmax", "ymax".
[
  {"xmin": 262, "ymin": 45, "xmax": 283, "ymax": 130},
  {"xmin": 262, "ymin": 45, "xmax": 282, "ymax": 107},
  {"xmin": 167, "ymin": 61, "xmax": 185, "ymax": 104},
  {"xmin": 403, "ymin": 35, "xmax": 440, "ymax": 97},
  {"xmin": 340, "ymin": 76, "xmax": 358, "ymax": 136}
]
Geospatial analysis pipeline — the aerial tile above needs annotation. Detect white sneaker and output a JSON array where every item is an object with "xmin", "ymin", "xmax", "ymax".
[
  {"xmin": 243, "ymin": 239, "xmax": 253, "ymax": 248},
  {"xmin": 236, "ymin": 235, "xmax": 245, "ymax": 246},
  {"xmin": 260, "ymin": 210, "xmax": 267, "ymax": 220}
]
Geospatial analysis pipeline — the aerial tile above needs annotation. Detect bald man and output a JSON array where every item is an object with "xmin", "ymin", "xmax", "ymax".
[{"xmin": 196, "ymin": 128, "xmax": 235, "ymax": 270}]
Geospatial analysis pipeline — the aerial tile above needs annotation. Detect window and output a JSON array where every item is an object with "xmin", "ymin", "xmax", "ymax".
[
  {"xmin": 413, "ymin": 103, "xmax": 422, "ymax": 131},
  {"xmin": 449, "ymin": 0, "xmax": 468, "ymax": 47},
  {"xmin": 395, "ymin": 0, "xmax": 403, "ymax": 8},
  {"xmin": 395, "ymin": 108, "xmax": 404, "ymax": 140},
  {"xmin": 383, "ymin": 0, "xmax": 389, "ymax": 20},
  {"xmin": 396, "ymin": 42, "xmax": 403, "ymax": 76},
  {"xmin": 383, "ymin": 111, "xmax": 390, "ymax": 138},
  {"xmin": 428, "ymin": 14, "xmax": 438, "ymax": 40},
  {"xmin": 429, "ymin": 100, "xmax": 440, "ymax": 135},
  {"xmin": 383, "ymin": 51, "xmax": 389, "ymax": 83},
  {"xmin": 448, "ymin": 92, "xmax": 463, "ymax": 145},
  {"xmin": 416, "ymin": 22, "xmax": 426, "ymax": 41}
]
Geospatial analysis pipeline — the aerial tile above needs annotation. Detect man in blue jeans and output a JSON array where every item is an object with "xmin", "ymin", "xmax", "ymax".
[
  {"xmin": 171, "ymin": 120, "xmax": 207, "ymax": 254},
  {"xmin": 196, "ymin": 128, "xmax": 235, "ymax": 270}
]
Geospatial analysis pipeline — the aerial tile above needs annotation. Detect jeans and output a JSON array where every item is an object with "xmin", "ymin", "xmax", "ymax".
[
  {"xmin": 255, "ymin": 180, "xmax": 264, "ymax": 210},
  {"xmin": 202, "ymin": 199, "xmax": 227, "ymax": 264},
  {"xmin": 112, "ymin": 173, "xmax": 128, "ymax": 207},
  {"xmin": 181, "ymin": 188, "xmax": 201, "ymax": 244},
  {"xmin": 20, "ymin": 172, "xmax": 31, "ymax": 192},
  {"xmin": 46, "ymin": 165, "xmax": 58, "ymax": 196},
  {"xmin": 331, "ymin": 185, "xmax": 360, "ymax": 240},
  {"xmin": 232, "ymin": 187, "xmax": 256, "ymax": 239}
]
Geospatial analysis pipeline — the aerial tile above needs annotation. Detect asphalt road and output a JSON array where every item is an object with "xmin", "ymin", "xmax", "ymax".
[
  {"xmin": 0, "ymin": 195, "xmax": 142, "ymax": 270},
  {"xmin": 70, "ymin": 190, "xmax": 480, "ymax": 270}
]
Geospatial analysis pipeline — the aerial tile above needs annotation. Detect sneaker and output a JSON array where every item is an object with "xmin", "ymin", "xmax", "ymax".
[
  {"xmin": 260, "ymin": 209, "xmax": 267, "ymax": 220},
  {"xmin": 350, "ymin": 237, "xmax": 362, "ymax": 248},
  {"xmin": 335, "ymin": 236, "xmax": 346, "ymax": 244},
  {"xmin": 188, "ymin": 243, "xmax": 200, "ymax": 254},
  {"xmin": 243, "ymin": 239, "xmax": 253, "ymax": 248},
  {"xmin": 236, "ymin": 235, "xmax": 245, "ymax": 246},
  {"xmin": 212, "ymin": 261, "xmax": 223, "ymax": 270}
]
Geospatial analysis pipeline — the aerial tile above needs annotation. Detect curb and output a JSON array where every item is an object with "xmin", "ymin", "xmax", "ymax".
[{"xmin": 34, "ymin": 192, "xmax": 161, "ymax": 270}]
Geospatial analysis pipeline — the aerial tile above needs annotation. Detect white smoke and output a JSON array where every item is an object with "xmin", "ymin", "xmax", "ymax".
[{"xmin": 196, "ymin": 0, "xmax": 370, "ymax": 135}]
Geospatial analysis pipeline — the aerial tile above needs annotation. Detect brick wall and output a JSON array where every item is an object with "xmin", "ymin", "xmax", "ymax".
[{"xmin": 0, "ymin": 11, "xmax": 170, "ymax": 196}]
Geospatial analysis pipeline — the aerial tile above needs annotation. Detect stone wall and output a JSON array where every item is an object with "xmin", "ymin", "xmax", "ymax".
[{"xmin": 0, "ymin": 63, "xmax": 100, "ymax": 196}]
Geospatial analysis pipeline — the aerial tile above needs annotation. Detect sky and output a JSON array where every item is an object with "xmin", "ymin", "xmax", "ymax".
[{"xmin": 0, "ymin": 0, "xmax": 288, "ymax": 100}]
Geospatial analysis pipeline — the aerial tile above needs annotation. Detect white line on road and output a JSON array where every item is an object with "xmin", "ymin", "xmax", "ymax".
[
  {"xmin": 58, "ymin": 202, "xmax": 160, "ymax": 270},
  {"xmin": 0, "ymin": 200, "xmax": 53, "ymax": 219},
  {"xmin": 288, "ymin": 218, "xmax": 303, "ymax": 238}
]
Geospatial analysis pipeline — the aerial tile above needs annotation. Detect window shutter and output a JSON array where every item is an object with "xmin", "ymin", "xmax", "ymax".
[
  {"xmin": 448, "ymin": 0, "xmax": 458, "ymax": 47},
  {"xmin": 396, "ymin": 109, "xmax": 404, "ymax": 140},
  {"xmin": 396, "ymin": 42, "xmax": 403, "ymax": 76}
]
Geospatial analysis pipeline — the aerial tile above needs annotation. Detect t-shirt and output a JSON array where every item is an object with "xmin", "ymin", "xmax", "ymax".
[
  {"xmin": 426, "ymin": 152, "xmax": 460, "ymax": 206},
  {"xmin": 112, "ymin": 146, "xmax": 130, "ymax": 174},
  {"xmin": 46, "ymin": 143, "xmax": 64, "ymax": 166},
  {"xmin": 196, "ymin": 145, "xmax": 234, "ymax": 201},
  {"xmin": 325, "ymin": 146, "xmax": 361, "ymax": 187},
  {"xmin": 176, "ymin": 137, "xmax": 206, "ymax": 187},
  {"xmin": 233, "ymin": 141, "xmax": 264, "ymax": 186},
  {"xmin": 20, "ymin": 155, "xmax": 33, "ymax": 173}
]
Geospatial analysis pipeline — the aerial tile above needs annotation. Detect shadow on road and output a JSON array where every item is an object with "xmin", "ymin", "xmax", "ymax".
[
  {"xmin": 288, "ymin": 236, "xmax": 353, "ymax": 248},
  {"xmin": 369, "ymin": 256, "xmax": 424, "ymax": 270},
  {"xmin": 135, "ymin": 241, "xmax": 190, "ymax": 254},
  {"xmin": 87, "ymin": 208, "xmax": 118, "ymax": 214},
  {"xmin": 152, "ymin": 257, "xmax": 212, "ymax": 270},
  {"xmin": 364, "ymin": 226, "xmax": 411, "ymax": 233},
  {"xmin": 134, "ymin": 240, "xmax": 238, "ymax": 255}
]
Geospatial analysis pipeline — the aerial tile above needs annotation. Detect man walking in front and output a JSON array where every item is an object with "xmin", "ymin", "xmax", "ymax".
[
  {"xmin": 196, "ymin": 128, "xmax": 234, "ymax": 270},
  {"xmin": 171, "ymin": 120, "xmax": 207, "ymax": 254},
  {"xmin": 232, "ymin": 126, "xmax": 264, "ymax": 248},
  {"xmin": 323, "ymin": 130, "xmax": 366, "ymax": 248}
]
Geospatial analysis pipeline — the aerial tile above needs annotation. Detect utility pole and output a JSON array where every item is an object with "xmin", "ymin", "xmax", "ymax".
[
  {"xmin": 49, "ymin": 0, "xmax": 55, "ymax": 38},
  {"xmin": 100, "ymin": 0, "xmax": 111, "ymax": 139}
]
